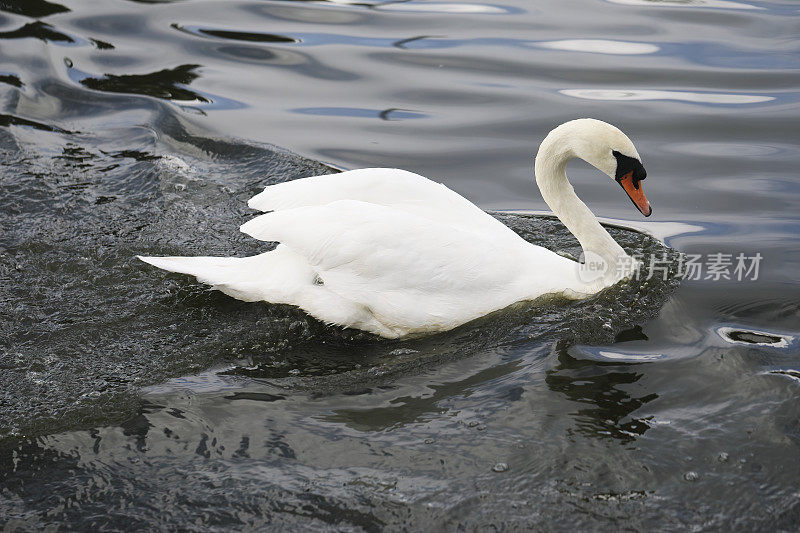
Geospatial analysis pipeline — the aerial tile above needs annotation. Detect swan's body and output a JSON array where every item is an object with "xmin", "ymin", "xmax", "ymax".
[{"xmin": 140, "ymin": 119, "xmax": 651, "ymax": 338}]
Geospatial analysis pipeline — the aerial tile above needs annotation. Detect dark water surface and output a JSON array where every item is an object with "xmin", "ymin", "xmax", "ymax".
[{"xmin": 1, "ymin": 0, "xmax": 799, "ymax": 530}]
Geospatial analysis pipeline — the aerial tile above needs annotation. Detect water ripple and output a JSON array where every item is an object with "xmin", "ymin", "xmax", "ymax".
[
  {"xmin": 717, "ymin": 326, "xmax": 794, "ymax": 348},
  {"xmin": 304, "ymin": 0, "xmax": 518, "ymax": 14},
  {"xmin": 0, "ymin": 73, "xmax": 23, "ymax": 88},
  {"xmin": 766, "ymin": 369, "xmax": 800, "ymax": 383},
  {"xmin": 0, "ymin": 20, "xmax": 75, "ymax": 44},
  {"xmin": 2, "ymin": 0, "xmax": 800, "ymax": 528},
  {"xmin": 374, "ymin": 1, "xmax": 517, "ymax": 14},
  {"xmin": 292, "ymin": 107, "xmax": 428, "ymax": 120},
  {"xmin": 606, "ymin": 0, "xmax": 763, "ymax": 10},
  {"xmin": 172, "ymin": 24, "xmax": 299, "ymax": 43},
  {"xmin": 63, "ymin": 61, "xmax": 245, "ymax": 109},
  {"xmin": 0, "ymin": 0, "xmax": 70, "ymax": 18},
  {"xmin": 538, "ymin": 39, "xmax": 659, "ymax": 55},
  {"xmin": 560, "ymin": 88, "xmax": 774, "ymax": 104}
]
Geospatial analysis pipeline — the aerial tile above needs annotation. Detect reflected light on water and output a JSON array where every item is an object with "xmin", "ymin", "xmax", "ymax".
[
  {"xmin": 596, "ymin": 351, "xmax": 666, "ymax": 361},
  {"xmin": 375, "ymin": 1, "xmax": 511, "ymax": 13},
  {"xmin": 664, "ymin": 142, "xmax": 783, "ymax": 157},
  {"xmin": 717, "ymin": 326, "xmax": 794, "ymax": 348},
  {"xmin": 315, "ymin": 0, "xmax": 512, "ymax": 13},
  {"xmin": 560, "ymin": 89, "xmax": 774, "ymax": 104},
  {"xmin": 766, "ymin": 369, "xmax": 800, "ymax": 383},
  {"xmin": 539, "ymin": 39, "xmax": 659, "ymax": 55},
  {"xmin": 567, "ymin": 343, "xmax": 671, "ymax": 363},
  {"xmin": 605, "ymin": 0, "xmax": 763, "ymax": 10}
]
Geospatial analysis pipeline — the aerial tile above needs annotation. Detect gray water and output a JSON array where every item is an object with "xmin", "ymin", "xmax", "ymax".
[{"xmin": 1, "ymin": 0, "xmax": 799, "ymax": 530}]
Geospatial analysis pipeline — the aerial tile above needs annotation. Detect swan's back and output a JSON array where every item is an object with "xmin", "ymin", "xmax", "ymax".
[{"xmin": 248, "ymin": 168, "xmax": 525, "ymax": 246}]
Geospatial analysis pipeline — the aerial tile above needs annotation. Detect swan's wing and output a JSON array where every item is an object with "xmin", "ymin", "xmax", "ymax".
[
  {"xmin": 248, "ymin": 168, "xmax": 522, "ymax": 243},
  {"xmin": 239, "ymin": 200, "xmax": 534, "ymax": 335}
]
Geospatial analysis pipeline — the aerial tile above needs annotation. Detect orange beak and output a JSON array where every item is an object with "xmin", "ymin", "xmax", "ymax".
[{"xmin": 618, "ymin": 171, "xmax": 652, "ymax": 217}]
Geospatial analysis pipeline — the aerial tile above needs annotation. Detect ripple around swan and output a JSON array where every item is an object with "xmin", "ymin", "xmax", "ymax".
[{"xmin": 0, "ymin": 118, "xmax": 683, "ymax": 438}]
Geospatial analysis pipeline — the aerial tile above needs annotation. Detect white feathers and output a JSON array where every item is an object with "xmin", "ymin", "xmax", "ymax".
[
  {"xmin": 247, "ymin": 168, "xmax": 521, "ymax": 244},
  {"xmin": 238, "ymin": 199, "xmax": 553, "ymax": 336},
  {"xmin": 139, "ymin": 119, "xmax": 642, "ymax": 338},
  {"xmin": 137, "ymin": 247, "xmax": 315, "ymax": 303}
]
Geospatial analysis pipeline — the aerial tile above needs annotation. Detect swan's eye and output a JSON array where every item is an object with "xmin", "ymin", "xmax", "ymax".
[{"xmin": 612, "ymin": 150, "xmax": 646, "ymax": 187}]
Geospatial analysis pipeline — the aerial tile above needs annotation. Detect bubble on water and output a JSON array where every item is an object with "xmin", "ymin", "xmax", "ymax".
[
  {"xmin": 684, "ymin": 471, "xmax": 700, "ymax": 481},
  {"xmin": 556, "ymin": 250, "xmax": 578, "ymax": 261},
  {"xmin": 160, "ymin": 154, "xmax": 193, "ymax": 173},
  {"xmin": 492, "ymin": 463, "xmax": 509, "ymax": 473},
  {"xmin": 389, "ymin": 348, "xmax": 418, "ymax": 356}
]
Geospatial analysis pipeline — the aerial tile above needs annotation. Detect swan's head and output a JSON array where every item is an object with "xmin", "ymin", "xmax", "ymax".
[{"xmin": 542, "ymin": 118, "xmax": 652, "ymax": 217}]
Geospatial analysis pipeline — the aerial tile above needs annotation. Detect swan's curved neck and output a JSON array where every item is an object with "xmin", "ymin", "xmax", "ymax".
[{"xmin": 534, "ymin": 134, "xmax": 628, "ymax": 272}]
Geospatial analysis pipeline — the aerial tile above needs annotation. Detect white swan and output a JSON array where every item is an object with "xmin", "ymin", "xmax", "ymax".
[{"xmin": 139, "ymin": 118, "xmax": 651, "ymax": 338}]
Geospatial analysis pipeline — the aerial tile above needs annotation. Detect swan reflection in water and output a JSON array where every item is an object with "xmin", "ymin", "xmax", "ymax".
[{"xmin": 546, "ymin": 341, "xmax": 658, "ymax": 442}]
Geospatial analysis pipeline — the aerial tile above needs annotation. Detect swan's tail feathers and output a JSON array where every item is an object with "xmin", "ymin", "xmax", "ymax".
[
  {"xmin": 137, "ymin": 246, "xmax": 316, "ymax": 303},
  {"xmin": 138, "ymin": 247, "xmax": 403, "ymax": 338}
]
